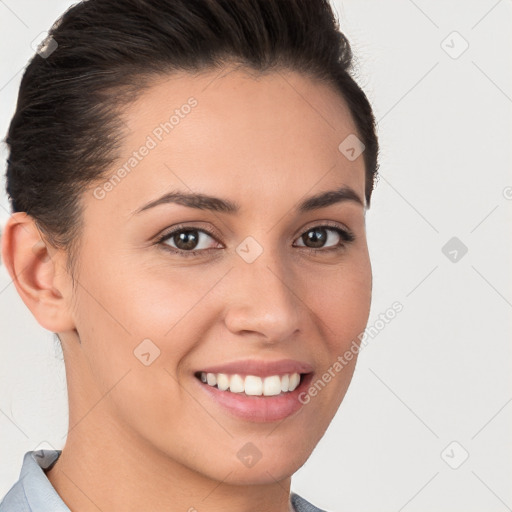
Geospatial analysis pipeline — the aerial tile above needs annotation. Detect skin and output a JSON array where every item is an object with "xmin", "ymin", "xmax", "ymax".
[{"xmin": 2, "ymin": 65, "xmax": 372, "ymax": 512}]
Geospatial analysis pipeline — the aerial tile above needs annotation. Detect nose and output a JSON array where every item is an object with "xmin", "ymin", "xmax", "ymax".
[{"xmin": 223, "ymin": 252, "xmax": 303, "ymax": 343}]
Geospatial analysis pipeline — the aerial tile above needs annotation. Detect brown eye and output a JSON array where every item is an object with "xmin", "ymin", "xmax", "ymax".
[
  {"xmin": 156, "ymin": 223, "xmax": 355, "ymax": 258},
  {"xmin": 157, "ymin": 226, "xmax": 221, "ymax": 257},
  {"xmin": 171, "ymin": 229, "xmax": 201, "ymax": 251},
  {"xmin": 295, "ymin": 226, "xmax": 355, "ymax": 250},
  {"xmin": 301, "ymin": 227, "xmax": 329, "ymax": 248}
]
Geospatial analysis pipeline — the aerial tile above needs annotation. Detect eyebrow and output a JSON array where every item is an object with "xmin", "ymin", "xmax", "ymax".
[{"xmin": 132, "ymin": 185, "xmax": 365, "ymax": 216}]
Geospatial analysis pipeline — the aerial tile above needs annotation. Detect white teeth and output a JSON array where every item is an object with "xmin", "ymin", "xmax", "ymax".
[
  {"xmin": 244, "ymin": 375, "xmax": 263, "ymax": 396},
  {"xmin": 229, "ymin": 374, "xmax": 245, "ymax": 393},
  {"xmin": 199, "ymin": 371, "xmax": 303, "ymax": 396},
  {"xmin": 289, "ymin": 372, "xmax": 300, "ymax": 391},
  {"xmin": 263, "ymin": 375, "xmax": 282, "ymax": 396},
  {"xmin": 216, "ymin": 373, "xmax": 230, "ymax": 391},
  {"xmin": 281, "ymin": 374, "xmax": 289, "ymax": 392}
]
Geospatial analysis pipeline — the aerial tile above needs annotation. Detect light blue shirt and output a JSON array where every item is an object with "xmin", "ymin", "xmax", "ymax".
[{"xmin": 0, "ymin": 450, "xmax": 326, "ymax": 511}]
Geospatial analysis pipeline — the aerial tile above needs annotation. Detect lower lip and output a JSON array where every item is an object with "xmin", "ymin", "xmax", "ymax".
[{"xmin": 195, "ymin": 373, "xmax": 314, "ymax": 423}]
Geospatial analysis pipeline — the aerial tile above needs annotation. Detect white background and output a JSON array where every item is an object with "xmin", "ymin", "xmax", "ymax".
[{"xmin": 1, "ymin": 1, "xmax": 511, "ymax": 511}]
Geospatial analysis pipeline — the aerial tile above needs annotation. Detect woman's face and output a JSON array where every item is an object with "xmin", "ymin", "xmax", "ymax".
[{"xmin": 63, "ymin": 66, "xmax": 372, "ymax": 483}]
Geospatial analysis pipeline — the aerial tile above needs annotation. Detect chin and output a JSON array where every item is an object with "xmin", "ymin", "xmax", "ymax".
[
  {"xmin": 223, "ymin": 462, "xmax": 302, "ymax": 486},
  {"xmin": 218, "ymin": 447, "xmax": 312, "ymax": 486}
]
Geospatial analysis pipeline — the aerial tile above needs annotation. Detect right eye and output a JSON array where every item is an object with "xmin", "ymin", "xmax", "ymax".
[{"xmin": 156, "ymin": 226, "xmax": 222, "ymax": 257}]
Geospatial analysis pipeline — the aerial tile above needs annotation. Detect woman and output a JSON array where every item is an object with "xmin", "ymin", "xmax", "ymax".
[{"xmin": 0, "ymin": 0, "xmax": 379, "ymax": 510}]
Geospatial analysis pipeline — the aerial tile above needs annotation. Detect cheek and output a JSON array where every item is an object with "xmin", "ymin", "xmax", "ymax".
[
  {"xmin": 304, "ymin": 256, "xmax": 372, "ymax": 352},
  {"xmin": 72, "ymin": 256, "xmax": 229, "ymax": 391},
  {"xmin": 76, "ymin": 251, "xmax": 225, "ymax": 340},
  {"xmin": 295, "ymin": 260, "xmax": 371, "ymax": 423},
  {"xmin": 70, "ymin": 262, "xmax": 215, "ymax": 440}
]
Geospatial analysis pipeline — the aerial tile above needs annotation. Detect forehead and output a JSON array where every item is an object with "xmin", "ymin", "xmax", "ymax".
[{"xmin": 89, "ymin": 66, "xmax": 366, "ymax": 219}]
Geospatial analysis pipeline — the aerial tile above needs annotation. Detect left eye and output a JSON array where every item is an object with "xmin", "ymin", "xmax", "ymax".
[
  {"xmin": 293, "ymin": 225, "xmax": 354, "ymax": 250},
  {"xmin": 157, "ymin": 224, "xmax": 354, "ymax": 257}
]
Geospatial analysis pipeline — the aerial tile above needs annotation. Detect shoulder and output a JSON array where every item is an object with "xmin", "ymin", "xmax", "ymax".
[
  {"xmin": 0, "ymin": 479, "xmax": 31, "ymax": 511},
  {"xmin": 0, "ymin": 450, "xmax": 67, "ymax": 512},
  {"xmin": 290, "ymin": 491, "xmax": 329, "ymax": 512},
  {"xmin": 0, "ymin": 452, "xmax": 32, "ymax": 512}
]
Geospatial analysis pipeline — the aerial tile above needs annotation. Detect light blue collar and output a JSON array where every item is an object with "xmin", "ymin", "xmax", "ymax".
[{"xmin": 0, "ymin": 450, "xmax": 70, "ymax": 511}]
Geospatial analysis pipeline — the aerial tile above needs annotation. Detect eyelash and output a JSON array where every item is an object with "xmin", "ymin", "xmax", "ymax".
[{"xmin": 155, "ymin": 222, "xmax": 355, "ymax": 258}]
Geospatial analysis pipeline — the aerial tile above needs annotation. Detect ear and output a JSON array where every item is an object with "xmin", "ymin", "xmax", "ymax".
[{"xmin": 1, "ymin": 212, "xmax": 76, "ymax": 333}]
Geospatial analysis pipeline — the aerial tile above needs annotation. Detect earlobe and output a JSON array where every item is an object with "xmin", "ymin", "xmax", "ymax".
[{"xmin": 1, "ymin": 212, "xmax": 76, "ymax": 333}]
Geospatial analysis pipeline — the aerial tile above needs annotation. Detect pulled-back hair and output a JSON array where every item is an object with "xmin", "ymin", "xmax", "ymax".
[{"xmin": 5, "ymin": 0, "xmax": 379, "ymax": 281}]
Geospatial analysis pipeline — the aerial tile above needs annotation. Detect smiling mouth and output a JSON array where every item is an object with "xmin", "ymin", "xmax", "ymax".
[{"xmin": 194, "ymin": 371, "xmax": 307, "ymax": 397}]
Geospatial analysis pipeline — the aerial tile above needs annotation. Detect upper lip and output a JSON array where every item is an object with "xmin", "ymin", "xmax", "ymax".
[{"xmin": 197, "ymin": 359, "xmax": 314, "ymax": 378}]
